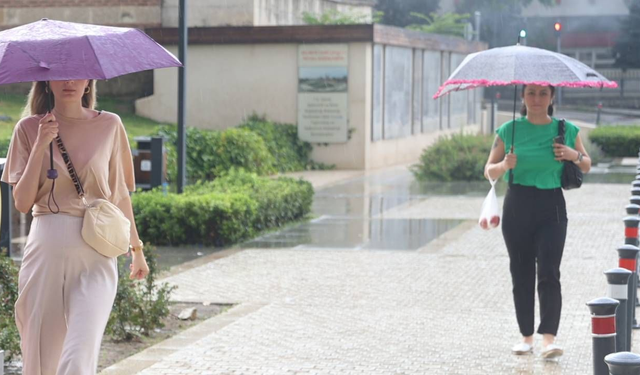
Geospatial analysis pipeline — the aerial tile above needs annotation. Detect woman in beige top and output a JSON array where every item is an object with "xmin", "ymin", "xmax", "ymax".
[{"xmin": 1, "ymin": 79, "xmax": 150, "ymax": 375}]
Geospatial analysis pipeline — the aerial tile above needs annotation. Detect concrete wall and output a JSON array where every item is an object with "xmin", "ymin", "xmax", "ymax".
[{"xmin": 161, "ymin": 0, "xmax": 372, "ymax": 27}]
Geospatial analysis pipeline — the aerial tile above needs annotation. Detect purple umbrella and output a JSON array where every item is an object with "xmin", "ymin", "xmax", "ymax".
[
  {"xmin": 0, "ymin": 18, "xmax": 182, "ymax": 196},
  {"xmin": 0, "ymin": 18, "xmax": 182, "ymax": 84}
]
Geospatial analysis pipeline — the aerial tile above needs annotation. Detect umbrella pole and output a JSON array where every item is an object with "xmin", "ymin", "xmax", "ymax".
[
  {"xmin": 508, "ymin": 85, "xmax": 518, "ymax": 186},
  {"xmin": 45, "ymin": 83, "xmax": 59, "ymax": 214}
]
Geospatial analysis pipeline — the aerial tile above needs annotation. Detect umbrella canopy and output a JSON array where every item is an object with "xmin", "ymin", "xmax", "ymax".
[
  {"xmin": 0, "ymin": 18, "xmax": 181, "ymax": 85},
  {"xmin": 433, "ymin": 45, "xmax": 617, "ymax": 99}
]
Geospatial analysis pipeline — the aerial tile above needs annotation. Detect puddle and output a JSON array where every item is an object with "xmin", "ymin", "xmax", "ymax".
[{"xmin": 243, "ymin": 217, "xmax": 462, "ymax": 251}]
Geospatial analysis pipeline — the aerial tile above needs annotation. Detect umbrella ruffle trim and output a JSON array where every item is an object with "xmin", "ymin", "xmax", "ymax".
[{"xmin": 433, "ymin": 79, "xmax": 619, "ymax": 99}]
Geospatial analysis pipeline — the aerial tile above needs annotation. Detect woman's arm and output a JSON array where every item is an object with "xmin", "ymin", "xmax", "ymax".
[
  {"xmin": 117, "ymin": 196, "xmax": 149, "ymax": 280},
  {"xmin": 485, "ymin": 135, "xmax": 517, "ymax": 181},
  {"xmin": 552, "ymin": 133, "xmax": 592, "ymax": 173},
  {"xmin": 13, "ymin": 114, "xmax": 58, "ymax": 213}
]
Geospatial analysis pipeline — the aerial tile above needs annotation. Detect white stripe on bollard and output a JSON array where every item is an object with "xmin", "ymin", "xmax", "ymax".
[{"xmin": 608, "ymin": 284, "xmax": 629, "ymax": 300}]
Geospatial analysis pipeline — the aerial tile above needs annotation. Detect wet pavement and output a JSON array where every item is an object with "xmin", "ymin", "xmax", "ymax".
[{"xmin": 99, "ymin": 165, "xmax": 640, "ymax": 375}]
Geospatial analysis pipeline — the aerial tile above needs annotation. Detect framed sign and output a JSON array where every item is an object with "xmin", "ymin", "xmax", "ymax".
[{"xmin": 297, "ymin": 44, "xmax": 349, "ymax": 143}]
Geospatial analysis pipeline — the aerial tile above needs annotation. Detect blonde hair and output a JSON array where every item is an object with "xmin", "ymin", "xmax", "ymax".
[{"xmin": 21, "ymin": 80, "xmax": 97, "ymax": 118}]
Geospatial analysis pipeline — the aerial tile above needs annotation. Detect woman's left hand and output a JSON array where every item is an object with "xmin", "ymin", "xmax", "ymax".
[
  {"xmin": 553, "ymin": 143, "xmax": 579, "ymax": 162},
  {"xmin": 129, "ymin": 252, "xmax": 150, "ymax": 280}
]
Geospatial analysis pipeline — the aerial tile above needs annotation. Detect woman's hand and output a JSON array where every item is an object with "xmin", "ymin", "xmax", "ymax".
[
  {"xmin": 35, "ymin": 113, "xmax": 59, "ymax": 150},
  {"xmin": 502, "ymin": 153, "xmax": 517, "ymax": 170},
  {"xmin": 129, "ymin": 251, "xmax": 150, "ymax": 280},
  {"xmin": 553, "ymin": 143, "xmax": 579, "ymax": 162}
]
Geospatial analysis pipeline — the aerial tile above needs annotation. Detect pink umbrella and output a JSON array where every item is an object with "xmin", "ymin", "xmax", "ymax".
[
  {"xmin": 0, "ymin": 18, "xmax": 181, "ymax": 84},
  {"xmin": 433, "ymin": 45, "xmax": 617, "ymax": 99}
]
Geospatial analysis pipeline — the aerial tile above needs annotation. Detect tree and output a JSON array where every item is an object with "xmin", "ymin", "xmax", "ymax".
[
  {"xmin": 613, "ymin": 0, "xmax": 640, "ymax": 69},
  {"xmin": 375, "ymin": 0, "xmax": 441, "ymax": 27}
]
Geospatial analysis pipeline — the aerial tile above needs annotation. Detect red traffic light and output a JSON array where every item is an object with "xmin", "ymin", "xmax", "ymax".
[{"xmin": 554, "ymin": 22, "xmax": 562, "ymax": 32}]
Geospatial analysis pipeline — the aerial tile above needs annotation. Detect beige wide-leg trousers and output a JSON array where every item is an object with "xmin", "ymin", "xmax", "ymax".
[{"xmin": 16, "ymin": 214, "xmax": 118, "ymax": 375}]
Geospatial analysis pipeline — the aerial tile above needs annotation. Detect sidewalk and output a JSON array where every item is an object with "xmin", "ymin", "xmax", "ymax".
[{"xmin": 101, "ymin": 168, "xmax": 635, "ymax": 374}]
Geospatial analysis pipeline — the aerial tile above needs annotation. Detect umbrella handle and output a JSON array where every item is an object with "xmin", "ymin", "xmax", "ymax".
[{"xmin": 508, "ymin": 146, "xmax": 514, "ymax": 186}]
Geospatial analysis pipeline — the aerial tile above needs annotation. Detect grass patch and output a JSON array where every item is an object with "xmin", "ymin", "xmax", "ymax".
[{"xmin": 0, "ymin": 94, "xmax": 164, "ymax": 144}]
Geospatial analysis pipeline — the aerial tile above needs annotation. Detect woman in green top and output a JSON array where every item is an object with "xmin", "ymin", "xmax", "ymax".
[{"xmin": 484, "ymin": 84, "xmax": 591, "ymax": 359}]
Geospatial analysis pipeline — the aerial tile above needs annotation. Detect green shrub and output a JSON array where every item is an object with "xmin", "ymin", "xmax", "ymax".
[
  {"xmin": 158, "ymin": 126, "xmax": 276, "ymax": 183},
  {"xmin": 0, "ymin": 137, "xmax": 10, "ymax": 158},
  {"xmin": 0, "ymin": 251, "xmax": 20, "ymax": 361},
  {"xmin": 411, "ymin": 133, "xmax": 493, "ymax": 182},
  {"xmin": 133, "ymin": 170, "xmax": 314, "ymax": 246},
  {"xmin": 106, "ymin": 245, "xmax": 176, "ymax": 341},
  {"xmin": 239, "ymin": 114, "xmax": 313, "ymax": 172},
  {"xmin": 589, "ymin": 126, "xmax": 640, "ymax": 157}
]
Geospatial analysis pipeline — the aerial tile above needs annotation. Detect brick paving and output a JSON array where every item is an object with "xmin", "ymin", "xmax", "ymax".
[{"xmin": 107, "ymin": 173, "xmax": 637, "ymax": 374}]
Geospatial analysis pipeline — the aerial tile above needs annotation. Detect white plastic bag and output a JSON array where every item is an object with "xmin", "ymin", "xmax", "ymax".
[{"xmin": 478, "ymin": 179, "xmax": 500, "ymax": 230}]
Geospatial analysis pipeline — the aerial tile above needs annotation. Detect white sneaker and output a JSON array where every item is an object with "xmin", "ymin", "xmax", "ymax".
[
  {"xmin": 541, "ymin": 344, "xmax": 563, "ymax": 359},
  {"xmin": 511, "ymin": 342, "xmax": 533, "ymax": 355}
]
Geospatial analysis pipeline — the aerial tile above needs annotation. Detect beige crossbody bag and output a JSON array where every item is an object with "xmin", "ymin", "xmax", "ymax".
[{"xmin": 55, "ymin": 135, "xmax": 131, "ymax": 257}]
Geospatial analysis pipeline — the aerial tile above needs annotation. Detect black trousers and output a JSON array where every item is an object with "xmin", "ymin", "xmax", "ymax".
[{"xmin": 502, "ymin": 184, "xmax": 568, "ymax": 337}]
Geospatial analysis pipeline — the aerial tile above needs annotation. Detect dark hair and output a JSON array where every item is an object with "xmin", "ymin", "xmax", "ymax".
[{"xmin": 520, "ymin": 85, "xmax": 555, "ymax": 116}]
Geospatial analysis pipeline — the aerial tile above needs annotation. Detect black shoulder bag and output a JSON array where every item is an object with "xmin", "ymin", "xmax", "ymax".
[{"xmin": 558, "ymin": 119, "xmax": 583, "ymax": 190}]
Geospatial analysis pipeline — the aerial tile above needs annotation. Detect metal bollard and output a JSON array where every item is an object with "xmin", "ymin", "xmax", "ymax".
[
  {"xmin": 605, "ymin": 352, "xmax": 640, "ymax": 375},
  {"xmin": 588, "ymin": 297, "xmax": 620, "ymax": 375},
  {"xmin": 634, "ymin": 181, "xmax": 640, "ymax": 189},
  {"xmin": 627, "ymin": 204, "xmax": 640, "ymax": 215},
  {"xmin": 606, "ymin": 268, "xmax": 633, "ymax": 351},
  {"xmin": 624, "ymin": 217, "xmax": 640, "ymax": 247},
  {"xmin": 632, "ymin": 188, "xmax": 640, "ymax": 197},
  {"xmin": 618, "ymin": 245, "xmax": 640, "ymax": 343}
]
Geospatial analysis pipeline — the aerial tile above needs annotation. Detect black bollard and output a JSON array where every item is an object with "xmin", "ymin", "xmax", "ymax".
[
  {"xmin": 632, "ymin": 197, "xmax": 640, "ymax": 207},
  {"xmin": 588, "ymin": 297, "xmax": 620, "ymax": 375},
  {"xmin": 627, "ymin": 204, "xmax": 640, "ymax": 215},
  {"xmin": 618, "ymin": 245, "xmax": 640, "ymax": 344},
  {"xmin": 605, "ymin": 352, "xmax": 640, "ymax": 375},
  {"xmin": 632, "ymin": 187, "xmax": 640, "ymax": 197},
  {"xmin": 634, "ymin": 181, "xmax": 640, "ymax": 189},
  {"xmin": 605, "ymin": 268, "xmax": 633, "ymax": 351}
]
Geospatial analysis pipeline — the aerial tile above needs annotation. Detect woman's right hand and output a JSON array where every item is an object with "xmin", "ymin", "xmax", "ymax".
[
  {"xmin": 35, "ymin": 113, "xmax": 59, "ymax": 149},
  {"xmin": 502, "ymin": 153, "xmax": 517, "ymax": 170}
]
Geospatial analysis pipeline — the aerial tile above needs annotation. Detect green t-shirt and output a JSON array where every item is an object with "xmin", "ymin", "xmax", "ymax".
[{"xmin": 496, "ymin": 117, "xmax": 580, "ymax": 189}]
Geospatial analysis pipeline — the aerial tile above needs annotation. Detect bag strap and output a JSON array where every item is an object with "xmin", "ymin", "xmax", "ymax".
[
  {"xmin": 54, "ymin": 135, "xmax": 88, "ymax": 205},
  {"xmin": 558, "ymin": 118, "xmax": 566, "ymax": 137}
]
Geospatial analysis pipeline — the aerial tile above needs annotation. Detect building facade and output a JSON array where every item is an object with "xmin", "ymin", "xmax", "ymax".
[{"xmin": 0, "ymin": 0, "xmax": 374, "ymax": 29}]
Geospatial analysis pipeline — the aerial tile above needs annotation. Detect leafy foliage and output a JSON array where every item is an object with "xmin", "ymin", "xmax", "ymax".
[
  {"xmin": 133, "ymin": 170, "xmax": 314, "ymax": 246},
  {"xmin": 301, "ymin": 9, "xmax": 380, "ymax": 25},
  {"xmin": 589, "ymin": 126, "xmax": 640, "ymax": 157},
  {"xmin": 375, "ymin": 0, "xmax": 441, "ymax": 27},
  {"xmin": 407, "ymin": 12, "xmax": 470, "ymax": 37},
  {"xmin": 158, "ymin": 126, "xmax": 276, "ymax": 184},
  {"xmin": 238, "ymin": 115, "xmax": 313, "ymax": 172},
  {"xmin": 0, "ymin": 251, "xmax": 20, "ymax": 361},
  {"xmin": 411, "ymin": 133, "xmax": 493, "ymax": 181},
  {"xmin": 106, "ymin": 245, "xmax": 176, "ymax": 341}
]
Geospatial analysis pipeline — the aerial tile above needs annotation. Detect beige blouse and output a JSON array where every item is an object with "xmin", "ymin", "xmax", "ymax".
[{"xmin": 1, "ymin": 110, "xmax": 135, "ymax": 217}]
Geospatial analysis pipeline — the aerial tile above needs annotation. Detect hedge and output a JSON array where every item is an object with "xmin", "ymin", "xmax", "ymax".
[
  {"xmin": 589, "ymin": 125, "xmax": 640, "ymax": 157},
  {"xmin": 133, "ymin": 170, "xmax": 314, "ymax": 246},
  {"xmin": 158, "ymin": 126, "xmax": 276, "ymax": 184},
  {"xmin": 411, "ymin": 133, "xmax": 494, "ymax": 182},
  {"xmin": 239, "ymin": 115, "xmax": 313, "ymax": 172}
]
